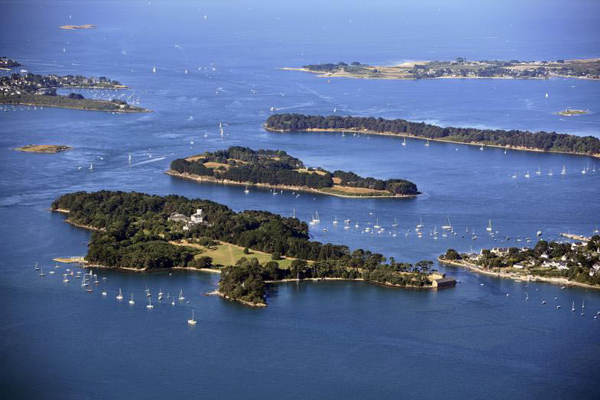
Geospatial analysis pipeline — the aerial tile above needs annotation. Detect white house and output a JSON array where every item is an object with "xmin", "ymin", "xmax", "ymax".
[{"xmin": 190, "ymin": 209, "xmax": 203, "ymax": 224}]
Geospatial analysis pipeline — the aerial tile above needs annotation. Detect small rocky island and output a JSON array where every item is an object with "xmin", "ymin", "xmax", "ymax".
[
  {"xmin": 0, "ymin": 72, "xmax": 148, "ymax": 112},
  {"xmin": 287, "ymin": 58, "xmax": 600, "ymax": 80},
  {"xmin": 557, "ymin": 108, "xmax": 589, "ymax": 116},
  {"xmin": 168, "ymin": 146, "xmax": 420, "ymax": 198},
  {"xmin": 15, "ymin": 144, "xmax": 72, "ymax": 154},
  {"xmin": 60, "ymin": 24, "xmax": 96, "ymax": 30},
  {"xmin": 51, "ymin": 191, "xmax": 454, "ymax": 307},
  {"xmin": 266, "ymin": 114, "xmax": 600, "ymax": 158},
  {"xmin": 439, "ymin": 236, "xmax": 600, "ymax": 289}
]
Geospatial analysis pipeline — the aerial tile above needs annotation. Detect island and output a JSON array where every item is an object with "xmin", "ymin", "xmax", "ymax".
[
  {"xmin": 0, "ymin": 57, "xmax": 21, "ymax": 70},
  {"xmin": 15, "ymin": 144, "xmax": 72, "ymax": 154},
  {"xmin": 50, "ymin": 191, "xmax": 455, "ymax": 307},
  {"xmin": 167, "ymin": 146, "xmax": 420, "ymax": 198},
  {"xmin": 439, "ymin": 236, "xmax": 600, "ymax": 289},
  {"xmin": 60, "ymin": 24, "xmax": 96, "ymax": 30},
  {"xmin": 557, "ymin": 108, "xmax": 589, "ymax": 117},
  {"xmin": 286, "ymin": 58, "xmax": 600, "ymax": 80},
  {"xmin": 265, "ymin": 114, "xmax": 600, "ymax": 158},
  {"xmin": 0, "ymin": 72, "xmax": 149, "ymax": 112}
]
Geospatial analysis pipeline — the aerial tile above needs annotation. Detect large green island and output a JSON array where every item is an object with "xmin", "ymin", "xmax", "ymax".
[
  {"xmin": 266, "ymin": 114, "xmax": 600, "ymax": 158},
  {"xmin": 168, "ymin": 146, "xmax": 420, "ymax": 198},
  {"xmin": 51, "ymin": 191, "xmax": 455, "ymax": 307},
  {"xmin": 0, "ymin": 72, "xmax": 148, "ymax": 112},
  {"xmin": 439, "ymin": 236, "xmax": 600, "ymax": 289},
  {"xmin": 287, "ymin": 58, "xmax": 600, "ymax": 80}
]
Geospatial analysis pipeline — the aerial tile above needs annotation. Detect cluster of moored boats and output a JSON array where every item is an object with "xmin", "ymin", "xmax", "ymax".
[
  {"xmin": 34, "ymin": 263, "xmax": 199, "ymax": 325},
  {"xmin": 513, "ymin": 164, "xmax": 596, "ymax": 179}
]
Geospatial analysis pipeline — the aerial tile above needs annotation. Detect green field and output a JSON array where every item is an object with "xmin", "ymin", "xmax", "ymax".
[{"xmin": 189, "ymin": 242, "xmax": 297, "ymax": 269}]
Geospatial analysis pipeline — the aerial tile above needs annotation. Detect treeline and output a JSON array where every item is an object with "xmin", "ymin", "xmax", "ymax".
[
  {"xmin": 170, "ymin": 146, "xmax": 419, "ymax": 196},
  {"xmin": 266, "ymin": 114, "xmax": 600, "ymax": 156},
  {"xmin": 51, "ymin": 191, "xmax": 436, "ymax": 304}
]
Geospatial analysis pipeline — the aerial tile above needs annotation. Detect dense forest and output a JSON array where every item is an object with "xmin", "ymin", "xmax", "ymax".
[
  {"xmin": 52, "ymin": 191, "xmax": 437, "ymax": 305},
  {"xmin": 442, "ymin": 236, "xmax": 600, "ymax": 286},
  {"xmin": 266, "ymin": 114, "xmax": 600, "ymax": 157},
  {"xmin": 170, "ymin": 146, "xmax": 420, "ymax": 196}
]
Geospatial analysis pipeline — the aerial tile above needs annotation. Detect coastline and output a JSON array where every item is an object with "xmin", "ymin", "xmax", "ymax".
[
  {"xmin": 265, "ymin": 126, "xmax": 600, "ymax": 159},
  {"xmin": 438, "ymin": 257, "xmax": 600, "ymax": 291},
  {"xmin": 205, "ymin": 289, "xmax": 267, "ymax": 308},
  {"xmin": 165, "ymin": 170, "xmax": 419, "ymax": 199},
  {"xmin": 0, "ymin": 100, "xmax": 150, "ymax": 113}
]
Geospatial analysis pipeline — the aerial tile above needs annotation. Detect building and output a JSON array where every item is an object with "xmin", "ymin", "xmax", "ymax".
[
  {"xmin": 168, "ymin": 212, "xmax": 188, "ymax": 223},
  {"xmin": 190, "ymin": 209, "xmax": 203, "ymax": 224}
]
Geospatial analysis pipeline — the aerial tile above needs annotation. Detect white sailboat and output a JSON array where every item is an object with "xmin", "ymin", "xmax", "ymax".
[
  {"xmin": 536, "ymin": 167, "xmax": 541, "ymax": 175},
  {"xmin": 524, "ymin": 170, "xmax": 530, "ymax": 178},
  {"xmin": 128, "ymin": 153, "xmax": 132, "ymax": 164},
  {"xmin": 373, "ymin": 218, "xmax": 380, "ymax": 229},
  {"xmin": 425, "ymin": 139, "xmax": 430, "ymax": 147},
  {"xmin": 152, "ymin": 66, "xmax": 156, "ymax": 73},
  {"xmin": 116, "ymin": 288, "xmax": 123, "ymax": 300},
  {"xmin": 548, "ymin": 168, "xmax": 553, "ymax": 176},
  {"xmin": 129, "ymin": 294, "xmax": 135, "ymax": 305},
  {"xmin": 39, "ymin": 267, "xmax": 45, "ymax": 277},
  {"xmin": 441, "ymin": 217, "xmax": 452, "ymax": 230},
  {"xmin": 147, "ymin": 297, "xmax": 154, "ymax": 309},
  {"xmin": 416, "ymin": 217, "xmax": 424, "ymax": 229},
  {"xmin": 402, "ymin": 137, "xmax": 406, "ymax": 146},
  {"xmin": 89, "ymin": 163, "xmax": 93, "ymax": 171},
  {"xmin": 333, "ymin": 216, "xmax": 338, "ymax": 225},
  {"xmin": 486, "ymin": 220, "xmax": 493, "ymax": 233},
  {"xmin": 561, "ymin": 165, "xmax": 566, "ymax": 175},
  {"xmin": 392, "ymin": 217, "xmax": 398, "ymax": 227},
  {"xmin": 187, "ymin": 309, "xmax": 197, "ymax": 325},
  {"xmin": 571, "ymin": 301, "xmax": 575, "ymax": 312},
  {"xmin": 244, "ymin": 186, "xmax": 249, "ymax": 194},
  {"xmin": 178, "ymin": 289, "xmax": 185, "ymax": 301},
  {"xmin": 34, "ymin": 262, "xmax": 40, "ymax": 271}
]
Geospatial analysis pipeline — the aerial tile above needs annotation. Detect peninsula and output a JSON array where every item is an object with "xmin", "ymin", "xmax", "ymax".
[
  {"xmin": 0, "ymin": 57, "xmax": 21, "ymax": 70},
  {"xmin": 265, "ymin": 114, "xmax": 600, "ymax": 158},
  {"xmin": 287, "ymin": 58, "xmax": 600, "ymax": 80},
  {"xmin": 557, "ymin": 108, "xmax": 589, "ymax": 117},
  {"xmin": 51, "ymin": 191, "xmax": 454, "ymax": 306},
  {"xmin": 15, "ymin": 144, "xmax": 71, "ymax": 154},
  {"xmin": 0, "ymin": 72, "xmax": 148, "ymax": 112},
  {"xmin": 60, "ymin": 24, "xmax": 96, "ymax": 30},
  {"xmin": 439, "ymin": 236, "xmax": 600, "ymax": 289},
  {"xmin": 168, "ymin": 146, "xmax": 420, "ymax": 198}
]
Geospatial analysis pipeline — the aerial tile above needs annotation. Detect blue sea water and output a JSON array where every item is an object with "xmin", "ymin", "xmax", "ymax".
[{"xmin": 1, "ymin": 1, "xmax": 599, "ymax": 399}]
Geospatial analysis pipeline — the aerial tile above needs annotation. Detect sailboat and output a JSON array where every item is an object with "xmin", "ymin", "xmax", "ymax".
[
  {"xmin": 392, "ymin": 217, "xmax": 398, "ymax": 228},
  {"xmin": 425, "ymin": 139, "xmax": 430, "ymax": 147},
  {"xmin": 333, "ymin": 216, "xmax": 338, "ymax": 225},
  {"xmin": 187, "ymin": 309, "xmax": 197, "ymax": 325},
  {"xmin": 441, "ymin": 217, "xmax": 452, "ymax": 230},
  {"xmin": 147, "ymin": 297, "xmax": 154, "ymax": 309},
  {"xmin": 526, "ymin": 292, "xmax": 529, "ymax": 300},
  {"xmin": 373, "ymin": 218, "xmax": 380, "ymax": 229},
  {"xmin": 244, "ymin": 186, "xmax": 249, "ymax": 194},
  {"xmin": 62, "ymin": 274, "xmax": 69, "ymax": 283},
  {"xmin": 581, "ymin": 166, "xmax": 587, "ymax": 175},
  {"xmin": 536, "ymin": 167, "xmax": 541, "ymax": 175},
  {"xmin": 512, "ymin": 172, "xmax": 517, "ymax": 179},
  {"xmin": 116, "ymin": 288, "xmax": 123, "ymax": 300},
  {"xmin": 524, "ymin": 170, "xmax": 530, "ymax": 178},
  {"xmin": 184, "ymin": 69, "xmax": 188, "ymax": 74},
  {"xmin": 39, "ymin": 267, "xmax": 45, "ymax": 277},
  {"xmin": 34, "ymin": 262, "xmax": 40, "ymax": 271},
  {"xmin": 152, "ymin": 66, "xmax": 156, "ymax": 73},
  {"xmin": 219, "ymin": 122, "xmax": 224, "ymax": 138},
  {"xmin": 416, "ymin": 217, "xmax": 424, "ymax": 229},
  {"xmin": 571, "ymin": 302, "xmax": 575, "ymax": 312},
  {"xmin": 313, "ymin": 212, "xmax": 320, "ymax": 224},
  {"xmin": 128, "ymin": 153, "xmax": 132, "ymax": 164},
  {"xmin": 129, "ymin": 294, "xmax": 135, "ymax": 305},
  {"xmin": 561, "ymin": 165, "xmax": 566, "ymax": 175},
  {"xmin": 548, "ymin": 169, "xmax": 553, "ymax": 176},
  {"xmin": 486, "ymin": 220, "xmax": 493, "ymax": 233},
  {"xmin": 89, "ymin": 163, "xmax": 93, "ymax": 171},
  {"xmin": 479, "ymin": 145, "xmax": 484, "ymax": 151},
  {"xmin": 402, "ymin": 137, "xmax": 406, "ymax": 147},
  {"xmin": 178, "ymin": 289, "xmax": 185, "ymax": 301}
]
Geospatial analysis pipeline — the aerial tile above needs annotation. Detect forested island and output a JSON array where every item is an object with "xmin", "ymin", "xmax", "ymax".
[
  {"xmin": 168, "ymin": 147, "xmax": 420, "ymax": 197},
  {"xmin": 266, "ymin": 114, "xmax": 600, "ymax": 158},
  {"xmin": 16, "ymin": 144, "xmax": 71, "ymax": 154},
  {"xmin": 288, "ymin": 58, "xmax": 600, "ymax": 80},
  {"xmin": 0, "ymin": 57, "xmax": 21, "ymax": 70},
  {"xmin": 440, "ymin": 236, "xmax": 600, "ymax": 289},
  {"xmin": 51, "ymin": 191, "xmax": 453, "ymax": 306},
  {"xmin": 0, "ymin": 72, "xmax": 148, "ymax": 112}
]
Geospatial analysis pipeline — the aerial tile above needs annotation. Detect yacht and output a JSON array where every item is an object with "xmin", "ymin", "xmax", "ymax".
[
  {"xmin": 441, "ymin": 217, "xmax": 452, "ymax": 230},
  {"xmin": 571, "ymin": 302, "xmax": 575, "ymax": 312},
  {"xmin": 147, "ymin": 298, "xmax": 154, "ymax": 309},
  {"xmin": 548, "ymin": 169, "xmax": 553, "ymax": 176},
  {"xmin": 333, "ymin": 216, "xmax": 338, "ymax": 225},
  {"xmin": 561, "ymin": 165, "xmax": 566, "ymax": 175},
  {"xmin": 486, "ymin": 220, "xmax": 493, "ymax": 233},
  {"xmin": 244, "ymin": 186, "xmax": 249, "ymax": 194},
  {"xmin": 187, "ymin": 310, "xmax": 198, "ymax": 325},
  {"xmin": 373, "ymin": 218, "xmax": 380, "ymax": 229},
  {"xmin": 129, "ymin": 294, "xmax": 135, "ymax": 305},
  {"xmin": 416, "ymin": 217, "xmax": 424, "ymax": 229},
  {"xmin": 402, "ymin": 137, "xmax": 406, "ymax": 146},
  {"xmin": 178, "ymin": 290, "xmax": 185, "ymax": 301},
  {"xmin": 116, "ymin": 288, "xmax": 123, "ymax": 300},
  {"xmin": 535, "ymin": 167, "xmax": 541, "ymax": 175},
  {"xmin": 425, "ymin": 139, "xmax": 430, "ymax": 147},
  {"xmin": 89, "ymin": 163, "xmax": 93, "ymax": 171},
  {"xmin": 524, "ymin": 171, "xmax": 530, "ymax": 178},
  {"xmin": 392, "ymin": 217, "xmax": 398, "ymax": 228}
]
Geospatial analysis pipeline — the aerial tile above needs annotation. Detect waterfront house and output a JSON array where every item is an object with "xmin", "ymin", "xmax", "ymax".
[
  {"xmin": 168, "ymin": 212, "xmax": 188, "ymax": 223},
  {"xmin": 190, "ymin": 209, "xmax": 204, "ymax": 224}
]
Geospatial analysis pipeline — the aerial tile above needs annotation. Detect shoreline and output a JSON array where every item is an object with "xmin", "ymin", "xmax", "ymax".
[
  {"xmin": 265, "ymin": 126, "xmax": 600, "ymax": 159},
  {"xmin": 0, "ymin": 100, "xmax": 150, "ymax": 113},
  {"xmin": 205, "ymin": 290, "xmax": 267, "ymax": 308},
  {"xmin": 165, "ymin": 170, "xmax": 418, "ymax": 199},
  {"xmin": 438, "ymin": 257, "xmax": 600, "ymax": 291}
]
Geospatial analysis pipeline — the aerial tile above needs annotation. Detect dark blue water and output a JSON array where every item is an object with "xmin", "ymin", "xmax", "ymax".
[{"xmin": 1, "ymin": 1, "xmax": 599, "ymax": 399}]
